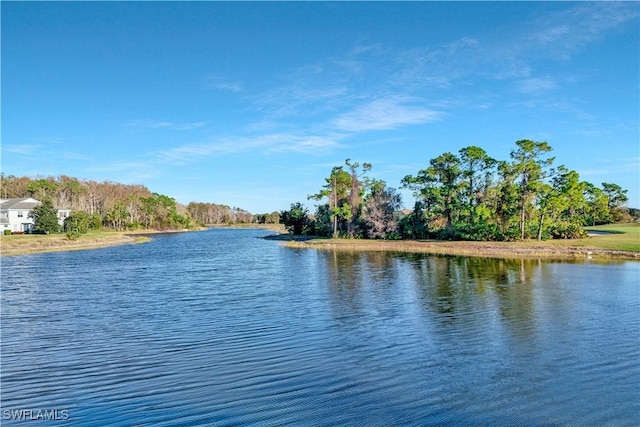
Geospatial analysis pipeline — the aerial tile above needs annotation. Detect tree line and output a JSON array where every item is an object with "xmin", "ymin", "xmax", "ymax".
[
  {"xmin": 280, "ymin": 140, "xmax": 633, "ymax": 241},
  {"xmin": 0, "ymin": 175, "xmax": 258, "ymax": 236},
  {"xmin": 3, "ymin": 139, "xmax": 632, "ymax": 241}
]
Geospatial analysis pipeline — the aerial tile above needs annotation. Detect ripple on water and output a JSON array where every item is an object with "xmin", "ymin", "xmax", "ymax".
[{"xmin": 1, "ymin": 230, "xmax": 639, "ymax": 426}]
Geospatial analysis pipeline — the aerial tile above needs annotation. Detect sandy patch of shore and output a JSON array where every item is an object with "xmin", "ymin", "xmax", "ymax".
[{"xmin": 0, "ymin": 233, "xmax": 149, "ymax": 256}]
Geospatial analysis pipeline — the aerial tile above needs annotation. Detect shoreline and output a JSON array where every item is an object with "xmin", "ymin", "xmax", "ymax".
[
  {"xmin": 273, "ymin": 235, "xmax": 640, "ymax": 261},
  {"xmin": 3, "ymin": 227, "xmax": 637, "ymax": 260},
  {"xmin": 0, "ymin": 233, "xmax": 149, "ymax": 256},
  {"xmin": 0, "ymin": 228, "xmax": 207, "ymax": 256},
  {"xmin": 0, "ymin": 226, "xmax": 271, "ymax": 256}
]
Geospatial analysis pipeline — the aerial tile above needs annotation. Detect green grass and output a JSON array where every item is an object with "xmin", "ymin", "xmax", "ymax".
[{"xmin": 583, "ymin": 223, "xmax": 640, "ymax": 251}]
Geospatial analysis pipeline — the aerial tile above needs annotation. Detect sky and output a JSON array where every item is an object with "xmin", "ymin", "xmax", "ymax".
[{"xmin": 2, "ymin": 1, "xmax": 639, "ymax": 213}]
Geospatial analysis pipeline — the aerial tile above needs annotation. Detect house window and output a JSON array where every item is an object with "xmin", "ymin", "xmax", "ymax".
[{"xmin": 17, "ymin": 211, "xmax": 24, "ymax": 218}]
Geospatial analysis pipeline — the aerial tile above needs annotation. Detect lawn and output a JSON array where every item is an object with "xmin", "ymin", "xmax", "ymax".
[{"xmin": 583, "ymin": 223, "xmax": 640, "ymax": 252}]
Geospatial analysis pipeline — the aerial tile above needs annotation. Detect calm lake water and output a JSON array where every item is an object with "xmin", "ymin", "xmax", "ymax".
[{"xmin": 1, "ymin": 228, "xmax": 639, "ymax": 426}]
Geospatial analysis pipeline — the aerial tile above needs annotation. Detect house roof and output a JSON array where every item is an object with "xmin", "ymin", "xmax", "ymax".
[{"xmin": 0, "ymin": 198, "xmax": 42, "ymax": 210}]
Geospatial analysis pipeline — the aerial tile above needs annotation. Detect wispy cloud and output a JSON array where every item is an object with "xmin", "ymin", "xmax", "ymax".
[
  {"xmin": 157, "ymin": 133, "xmax": 343, "ymax": 164},
  {"xmin": 90, "ymin": 160, "xmax": 156, "ymax": 173},
  {"xmin": 580, "ymin": 157, "xmax": 640, "ymax": 177},
  {"xmin": 205, "ymin": 75, "xmax": 244, "ymax": 93},
  {"xmin": 524, "ymin": 2, "xmax": 639, "ymax": 59},
  {"xmin": 332, "ymin": 96, "xmax": 443, "ymax": 132},
  {"xmin": 106, "ymin": 1, "xmax": 636, "ymax": 185},
  {"xmin": 269, "ymin": 135, "xmax": 342, "ymax": 154},
  {"xmin": 245, "ymin": 6, "xmax": 627, "ymax": 138},
  {"xmin": 173, "ymin": 122, "xmax": 207, "ymax": 131},
  {"xmin": 390, "ymin": 39, "xmax": 480, "ymax": 90},
  {"xmin": 253, "ymin": 81, "xmax": 349, "ymax": 119},
  {"xmin": 88, "ymin": 160, "xmax": 161, "ymax": 183},
  {"xmin": 125, "ymin": 119, "xmax": 207, "ymax": 131},
  {"xmin": 327, "ymin": 44, "xmax": 385, "ymax": 76},
  {"xmin": 3, "ymin": 144, "xmax": 42, "ymax": 155},
  {"xmin": 388, "ymin": 3, "xmax": 638, "ymax": 86},
  {"xmin": 245, "ymin": 38, "xmax": 477, "ymax": 134},
  {"xmin": 29, "ymin": 136, "xmax": 64, "ymax": 144},
  {"xmin": 510, "ymin": 97, "xmax": 594, "ymax": 120},
  {"xmin": 157, "ymin": 142, "xmax": 234, "ymax": 163},
  {"xmin": 213, "ymin": 82, "xmax": 243, "ymax": 92},
  {"xmin": 61, "ymin": 151, "xmax": 93, "ymax": 161},
  {"xmin": 517, "ymin": 77, "xmax": 558, "ymax": 94},
  {"xmin": 574, "ymin": 129, "xmax": 606, "ymax": 137}
]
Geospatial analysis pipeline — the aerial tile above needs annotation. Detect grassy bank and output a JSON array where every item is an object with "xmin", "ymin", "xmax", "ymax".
[
  {"xmin": 0, "ymin": 231, "xmax": 150, "ymax": 256},
  {"xmin": 280, "ymin": 223, "xmax": 640, "ymax": 260},
  {"xmin": 584, "ymin": 223, "xmax": 640, "ymax": 251}
]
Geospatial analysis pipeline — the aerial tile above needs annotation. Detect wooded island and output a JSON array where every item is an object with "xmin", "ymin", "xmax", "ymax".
[{"xmin": 281, "ymin": 140, "xmax": 634, "ymax": 241}]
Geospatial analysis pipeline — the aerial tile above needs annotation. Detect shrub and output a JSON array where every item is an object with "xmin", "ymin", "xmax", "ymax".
[
  {"xmin": 66, "ymin": 229, "xmax": 80, "ymax": 241},
  {"xmin": 549, "ymin": 223, "xmax": 587, "ymax": 239}
]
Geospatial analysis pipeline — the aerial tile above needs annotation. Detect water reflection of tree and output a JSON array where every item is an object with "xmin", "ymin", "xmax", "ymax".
[
  {"xmin": 321, "ymin": 251, "xmax": 400, "ymax": 326},
  {"xmin": 324, "ymin": 251, "xmax": 364, "ymax": 320},
  {"xmin": 321, "ymin": 251, "xmax": 576, "ymax": 344},
  {"xmin": 404, "ymin": 255, "xmax": 541, "ymax": 340},
  {"xmin": 486, "ymin": 258, "xmax": 538, "ymax": 341}
]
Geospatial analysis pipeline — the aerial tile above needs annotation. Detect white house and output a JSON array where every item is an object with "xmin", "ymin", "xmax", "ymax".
[{"xmin": 0, "ymin": 198, "xmax": 71, "ymax": 233}]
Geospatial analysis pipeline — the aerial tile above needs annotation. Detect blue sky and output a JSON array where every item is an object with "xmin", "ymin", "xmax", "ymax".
[{"xmin": 2, "ymin": 2, "xmax": 639, "ymax": 213}]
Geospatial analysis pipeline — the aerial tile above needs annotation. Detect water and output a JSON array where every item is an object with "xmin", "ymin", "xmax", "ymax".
[{"xmin": 1, "ymin": 228, "xmax": 639, "ymax": 426}]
